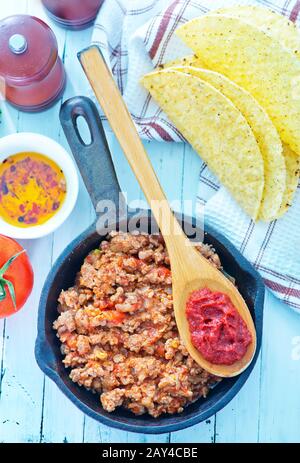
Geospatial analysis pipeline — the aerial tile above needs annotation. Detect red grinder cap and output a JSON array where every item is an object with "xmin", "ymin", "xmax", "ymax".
[{"xmin": 0, "ymin": 15, "xmax": 58, "ymax": 86}]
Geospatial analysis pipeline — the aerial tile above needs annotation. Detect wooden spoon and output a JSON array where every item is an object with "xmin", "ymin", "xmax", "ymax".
[{"xmin": 78, "ymin": 46, "xmax": 257, "ymax": 377}]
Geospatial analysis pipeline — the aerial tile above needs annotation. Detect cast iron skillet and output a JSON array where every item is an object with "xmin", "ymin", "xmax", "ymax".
[{"xmin": 35, "ymin": 96, "xmax": 265, "ymax": 434}]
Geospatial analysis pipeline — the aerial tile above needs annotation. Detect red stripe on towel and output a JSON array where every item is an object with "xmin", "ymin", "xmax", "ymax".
[
  {"xmin": 289, "ymin": 0, "xmax": 300, "ymax": 21},
  {"xmin": 264, "ymin": 278, "xmax": 300, "ymax": 299},
  {"xmin": 149, "ymin": 0, "xmax": 180, "ymax": 59}
]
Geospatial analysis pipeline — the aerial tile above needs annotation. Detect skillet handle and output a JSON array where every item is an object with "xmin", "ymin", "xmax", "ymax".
[
  {"xmin": 60, "ymin": 96, "xmax": 123, "ymax": 212},
  {"xmin": 35, "ymin": 337, "xmax": 57, "ymax": 375}
]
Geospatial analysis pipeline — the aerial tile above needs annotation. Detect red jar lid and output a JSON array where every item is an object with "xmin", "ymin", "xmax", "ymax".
[
  {"xmin": 42, "ymin": 0, "xmax": 102, "ymax": 28},
  {"xmin": 0, "ymin": 15, "xmax": 58, "ymax": 86}
]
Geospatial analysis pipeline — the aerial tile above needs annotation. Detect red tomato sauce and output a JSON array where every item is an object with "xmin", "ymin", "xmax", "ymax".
[{"xmin": 186, "ymin": 288, "xmax": 252, "ymax": 365}]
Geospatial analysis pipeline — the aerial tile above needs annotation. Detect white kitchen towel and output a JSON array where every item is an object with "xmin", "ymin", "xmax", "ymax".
[{"xmin": 92, "ymin": 0, "xmax": 300, "ymax": 312}]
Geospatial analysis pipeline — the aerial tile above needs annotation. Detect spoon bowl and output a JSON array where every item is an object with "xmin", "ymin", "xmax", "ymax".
[{"xmin": 173, "ymin": 244, "xmax": 256, "ymax": 377}]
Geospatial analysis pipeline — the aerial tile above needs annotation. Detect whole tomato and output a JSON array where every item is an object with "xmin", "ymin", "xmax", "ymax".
[{"xmin": 0, "ymin": 235, "xmax": 34, "ymax": 318}]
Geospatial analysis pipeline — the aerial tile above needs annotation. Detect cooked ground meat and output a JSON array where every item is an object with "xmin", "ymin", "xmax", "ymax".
[{"xmin": 53, "ymin": 231, "xmax": 222, "ymax": 417}]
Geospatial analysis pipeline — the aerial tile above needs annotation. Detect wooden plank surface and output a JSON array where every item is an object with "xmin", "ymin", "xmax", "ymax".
[{"xmin": 0, "ymin": 0, "xmax": 299, "ymax": 444}]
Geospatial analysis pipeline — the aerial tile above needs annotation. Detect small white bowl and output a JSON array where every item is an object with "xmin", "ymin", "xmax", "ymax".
[{"xmin": 0, "ymin": 133, "xmax": 79, "ymax": 239}]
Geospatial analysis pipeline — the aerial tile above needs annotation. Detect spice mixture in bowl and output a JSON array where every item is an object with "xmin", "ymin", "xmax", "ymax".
[
  {"xmin": 53, "ymin": 231, "xmax": 222, "ymax": 417},
  {"xmin": 0, "ymin": 133, "xmax": 79, "ymax": 239},
  {"xmin": 0, "ymin": 152, "xmax": 67, "ymax": 227}
]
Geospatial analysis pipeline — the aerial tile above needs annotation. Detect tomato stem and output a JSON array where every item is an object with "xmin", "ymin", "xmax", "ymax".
[
  {"xmin": 0, "ymin": 250, "xmax": 26, "ymax": 310},
  {"xmin": 0, "ymin": 284, "xmax": 5, "ymax": 299}
]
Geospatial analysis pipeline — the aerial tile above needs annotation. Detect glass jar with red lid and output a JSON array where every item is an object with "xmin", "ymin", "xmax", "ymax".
[
  {"xmin": 0, "ymin": 15, "xmax": 66, "ymax": 112},
  {"xmin": 42, "ymin": 0, "xmax": 103, "ymax": 30}
]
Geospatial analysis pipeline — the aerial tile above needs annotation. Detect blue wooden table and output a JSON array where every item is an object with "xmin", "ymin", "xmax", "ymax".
[{"xmin": 0, "ymin": 0, "xmax": 300, "ymax": 444}]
